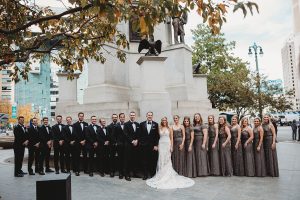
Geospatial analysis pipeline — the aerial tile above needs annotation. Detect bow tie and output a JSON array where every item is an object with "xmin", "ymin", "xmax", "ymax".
[{"xmin": 147, "ymin": 122, "xmax": 152, "ymax": 125}]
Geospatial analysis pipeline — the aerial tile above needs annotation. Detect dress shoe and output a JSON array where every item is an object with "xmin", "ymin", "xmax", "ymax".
[
  {"xmin": 89, "ymin": 173, "xmax": 94, "ymax": 177},
  {"xmin": 125, "ymin": 177, "xmax": 131, "ymax": 181},
  {"xmin": 20, "ymin": 171, "xmax": 27, "ymax": 175},
  {"xmin": 29, "ymin": 172, "xmax": 35, "ymax": 175},
  {"xmin": 14, "ymin": 174, "xmax": 24, "ymax": 177},
  {"xmin": 39, "ymin": 172, "xmax": 45, "ymax": 175},
  {"xmin": 110, "ymin": 173, "xmax": 114, "ymax": 178},
  {"xmin": 61, "ymin": 170, "xmax": 68, "ymax": 173},
  {"xmin": 142, "ymin": 176, "xmax": 148, "ymax": 180},
  {"xmin": 119, "ymin": 175, "xmax": 124, "ymax": 179},
  {"xmin": 75, "ymin": 172, "xmax": 80, "ymax": 176},
  {"xmin": 45, "ymin": 168, "xmax": 54, "ymax": 173},
  {"xmin": 55, "ymin": 171, "xmax": 59, "ymax": 174}
]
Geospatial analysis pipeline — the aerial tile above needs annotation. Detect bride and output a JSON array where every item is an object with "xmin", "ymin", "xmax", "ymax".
[{"xmin": 146, "ymin": 117, "xmax": 195, "ymax": 189}]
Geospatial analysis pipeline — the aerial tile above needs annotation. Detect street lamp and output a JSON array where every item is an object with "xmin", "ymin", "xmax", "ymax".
[{"xmin": 248, "ymin": 42, "xmax": 264, "ymax": 118}]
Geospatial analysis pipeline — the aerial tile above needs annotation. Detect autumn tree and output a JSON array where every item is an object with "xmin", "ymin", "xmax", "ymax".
[{"xmin": 0, "ymin": 0, "xmax": 258, "ymax": 81}]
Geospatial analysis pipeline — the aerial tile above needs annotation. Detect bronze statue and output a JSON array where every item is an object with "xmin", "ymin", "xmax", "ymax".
[
  {"xmin": 172, "ymin": 11, "xmax": 188, "ymax": 44},
  {"xmin": 138, "ymin": 35, "xmax": 162, "ymax": 56}
]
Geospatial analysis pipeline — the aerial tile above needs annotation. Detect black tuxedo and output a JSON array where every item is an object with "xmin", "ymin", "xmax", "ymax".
[
  {"xmin": 123, "ymin": 121, "xmax": 140, "ymax": 177},
  {"xmin": 13, "ymin": 124, "xmax": 28, "ymax": 176},
  {"xmin": 38, "ymin": 125, "xmax": 52, "ymax": 172},
  {"xmin": 97, "ymin": 126, "xmax": 112, "ymax": 174},
  {"xmin": 109, "ymin": 122, "xmax": 125, "ymax": 176},
  {"xmin": 27, "ymin": 125, "xmax": 40, "ymax": 173},
  {"xmin": 52, "ymin": 123, "xmax": 66, "ymax": 172},
  {"xmin": 139, "ymin": 121, "xmax": 160, "ymax": 177},
  {"xmin": 85, "ymin": 124, "xmax": 100, "ymax": 173},
  {"xmin": 73, "ymin": 121, "xmax": 89, "ymax": 172},
  {"xmin": 63, "ymin": 124, "xmax": 80, "ymax": 172}
]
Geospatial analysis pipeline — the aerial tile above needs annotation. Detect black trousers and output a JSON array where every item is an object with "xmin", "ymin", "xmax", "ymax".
[
  {"xmin": 39, "ymin": 146, "xmax": 51, "ymax": 172},
  {"xmin": 14, "ymin": 147, "xmax": 25, "ymax": 175},
  {"xmin": 298, "ymin": 129, "xmax": 300, "ymax": 141},
  {"xmin": 98, "ymin": 145, "xmax": 110, "ymax": 174},
  {"xmin": 67, "ymin": 144, "xmax": 80, "ymax": 172},
  {"xmin": 28, "ymin": 146, "xmax": 40, "ymax": 172},
  {"xmin": 123, "ymin": 144, "xmax": 140, "ymax": 177},
  {"xmin": 87, "ymin": 147, "xmax": 97, "ymax": 173},
  {"xmin": 80, "ymin": 145, "xmax": 88, "ymax": 172},
  {"xmin": 292, "ymin": 130, "xmax": 297, "ymax": 140},
  {"xmin": 54, "ymin": 145, "xmax": 65, "ymax": 172},
  {"xmin": 140, "ymin": 145, "xmax": 158, "ymax": 177},
  {"xmin": 110, "ymin": 144, "xmax": 124, "ymax": 175}
]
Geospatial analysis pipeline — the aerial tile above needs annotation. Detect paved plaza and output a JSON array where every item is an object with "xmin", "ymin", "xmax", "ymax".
[{"xmin": 0, "ymin": 127, "xmax": 299, "ymax": 200}]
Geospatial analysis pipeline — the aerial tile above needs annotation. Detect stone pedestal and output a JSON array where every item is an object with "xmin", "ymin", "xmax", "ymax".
[{"xmin": 137, "ymin": 56, "xmax": 172, "ymax": 121}]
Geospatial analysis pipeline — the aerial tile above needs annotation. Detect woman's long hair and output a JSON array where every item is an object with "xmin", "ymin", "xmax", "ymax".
[{"xmin": 208, "ymin": 115, "xmax": 215, "ymax": 125}]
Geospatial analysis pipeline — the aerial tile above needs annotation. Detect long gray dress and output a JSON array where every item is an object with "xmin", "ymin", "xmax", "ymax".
[
  {"xmin": 171, "ymin": 128, "xmax": 185, "ymax": 175},
  {"xmin": 193, "ymin": 124, "xmax": 210, "ymax": 176},
  {"xmin": 253, "ymin": 126, "xmax": 266, "ymax": 177},
  {"xmin": 241, "ymin": 129, "xmax": 255, "ymax": 177},
  {"xmin": 262, "ymin": 124, "xmax": 279, "ymax": 177},
  {"xmin": 219, "ymin": 127, "xmax": 233, "ymax": 176},
  {"xmin": 184, "ymin": 127, "xmax": 197, "ymax": 178},
  {"xmin": 230, "ymin": 125, "xmax": 244, "ymax": 176},
  {"xmin": 208, "ymin": 125, "xmax": 220, "ymax": 176}
]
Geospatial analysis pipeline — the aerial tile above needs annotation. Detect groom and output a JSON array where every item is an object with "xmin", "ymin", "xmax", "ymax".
[{"xmin": 139, "ymin": 112, "xmax": 160, "ymax": 180}]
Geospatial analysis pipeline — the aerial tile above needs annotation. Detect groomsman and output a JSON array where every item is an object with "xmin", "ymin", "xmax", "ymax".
[
  {"xmin": 38, "ymin": 117, "xmax": 54, "ymax": 175},
  {"xmin": 123, "ymin": 111, "xmax": 140, "ymax": 180},
  {"xmin": 110, "ymin": 113, "xmax": 125, "ymax": 179},
  {"xmin": 73, "ymin": 112, "xmax": 88, "ymax": 173},
  {"xmin": 139, "ymin": 112, "xmax": 159, "ymax": 180},
  {"xmin": 97, "ymin": 118, "xmax": 111, "ymax": 177},
  {"xmin": 13, "ymin": 116, "xmax": 29, "ymax": 177},
  {"xmin": 63, "ymin": 116, "xmax": 80, "ymax": 176},
  {"xmin": 52, "ymin": 115, "xmax": 66, "ymax": 174},
  {"xmin": 85, "ymin": 116, "xmax": 100, "ymax": 177},
  {"xmin": 27, "ymin": 117, "xmax": 40, "ymax": 175}
]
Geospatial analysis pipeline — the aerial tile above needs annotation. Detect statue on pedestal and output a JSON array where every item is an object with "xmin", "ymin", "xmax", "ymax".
[
  {"xmin": 172, "ymin": 11, "xmax": 188, "ymax": 44},
  {"xmin": 138, "ymin": 35, "xmax": 162, "ymax": 56}
]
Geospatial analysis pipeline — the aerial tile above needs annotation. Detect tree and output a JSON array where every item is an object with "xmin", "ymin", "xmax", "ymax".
[
  {"xmin": 17, "ymin": 104, "xmax": 35, "ymax": 125},
  {"xmin": 0, "ymin": 0, "xmax": 258, "ymax": 81},
  {"xmin": 0, "ymin": 100, "xmax": 17, "ymax": 124}
]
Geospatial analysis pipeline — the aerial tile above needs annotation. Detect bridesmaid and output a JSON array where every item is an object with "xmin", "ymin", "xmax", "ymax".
[
  {"xmin": 262, "ymin": 115, "xmax": 279, "ymax": 177},
  {"xmin": 193, "ymin": 113, "xmax": 210, "ymax": 176},
  {"xmin": 218, "ymin": 116, "xmax": 233, "ymax": 176},
  {"xmin": 207, "ymin": 115, "xmax": 220, "ymax": 176},
  {"xmin": 240, "ymin": 118, "xmax": 255, "ymax": 177},
  {"xmin": 183, "ymin": 117, "xmax": 197, "ymax": 178},
  {"xmin": 171, "ymin": 115, "xmax": 185, "ymax": 175},
  {"xmin": 253, "ymin": 117, "xmax": 266, "ymax": 177},
  {"xmin": 230, "ymin": 115, "xmax": 244, "ymax": 176}
]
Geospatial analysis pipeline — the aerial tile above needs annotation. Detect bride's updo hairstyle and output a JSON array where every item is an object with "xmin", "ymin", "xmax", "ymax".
[{"xmin": 160, "ymin": 117, "xmax": 169, "ymax": 128}]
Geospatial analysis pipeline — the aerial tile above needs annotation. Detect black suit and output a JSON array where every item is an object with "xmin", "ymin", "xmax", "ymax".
[
  {"xmin": 38, "ymin": 125, "xmax": 52, "ymax": 172},
  {"xmin": 73, "ymin": 121, "xmax": 88, "ymax": 172},
  {"xmin": 97, "ymin": 126, "xmax": 111, "ymax": 174},
  {"xmin": 13, "ymin": 124, "xmax": 28, "ymax": 176},
  {"xmin": 85, "ymin": 124, "xmax": 100, "ymax": 173},
  {"xmin": 139, "ymin": 121, "xmax": 160, "ymax": 177},
  {"xmin": 27, "ymin": 125, "xmax": 40, "ymax": 173},
  {"xmin": 123, "ymin": 121, "xmax": 140, "ymax": 177},
  {"xmin": 52, "ymin": 124, "xmax": 66, "ymax": 172},
  {"xmin": 110, "ymin": 123, "xmax": 127, "ymax": 176},
  {"xmin": 63, "ymin": 124, "xmax": 80, "ymax": 172}
]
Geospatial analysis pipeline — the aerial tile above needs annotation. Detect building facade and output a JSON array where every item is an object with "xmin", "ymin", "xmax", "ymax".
[{"xmin": 0, "ymin": 66, "xmax": 14, "ymax": 104}]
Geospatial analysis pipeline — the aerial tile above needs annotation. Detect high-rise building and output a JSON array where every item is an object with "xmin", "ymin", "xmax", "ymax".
[
  {"xmin": 281, "ymin": 0, "xmax": 300, "ymax": 110},
  {"xmin": 0, "ymin": 66, "xmax": 15, "ymax": 104}
]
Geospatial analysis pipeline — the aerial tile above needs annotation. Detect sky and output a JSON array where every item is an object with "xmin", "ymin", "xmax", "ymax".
[
  {"xmin": 33, "ymin": 0, "xmax": 294, "ymax": 81},
  {"xmin": 185, "ymin": 0, "xmax": 294, "ymax": 81}
]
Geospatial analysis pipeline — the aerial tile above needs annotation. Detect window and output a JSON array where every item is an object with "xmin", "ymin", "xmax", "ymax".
[{"xmin": 1, "ymin": 78, "xmax": 11, "ymax": 83}]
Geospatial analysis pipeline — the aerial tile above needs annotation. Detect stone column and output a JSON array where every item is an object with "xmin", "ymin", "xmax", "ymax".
[{"xmin": 137, "ymin": 56, "xmax": 172, "ymax": 121}]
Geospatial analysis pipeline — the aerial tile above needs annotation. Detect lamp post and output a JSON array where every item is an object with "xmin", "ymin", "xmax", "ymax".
[{"xmin": 248, "ymin": 42, "xmax": 264, "ymax": 118}]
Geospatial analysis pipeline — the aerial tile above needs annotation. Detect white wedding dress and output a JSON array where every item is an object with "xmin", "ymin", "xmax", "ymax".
[{"xmin": 146, "ymin": 128, "xmax": 195, "ymax": 189}]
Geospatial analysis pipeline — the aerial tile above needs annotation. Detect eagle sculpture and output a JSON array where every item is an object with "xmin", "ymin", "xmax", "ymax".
[{"xmin": 138, "ymin": 36, "xmax": 162, "ymax": 56}]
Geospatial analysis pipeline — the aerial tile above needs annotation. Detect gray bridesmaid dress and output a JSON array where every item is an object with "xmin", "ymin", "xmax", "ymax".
[
  {"xmin": 241, "ymin": 128, "xmax": 255, "ymax": 177},
  {"xmin": 193, "ymin": 124, "xmax": 210, "ymax": 176},
  {"xmin": 219, "ymin": 127, "xmax": 233, "ymax": 176},
  {"xmin": 171, "ymin": 128, "xmax": 185, "ymax": 175},
  {"xmin": 262, "ymin": 124, "xmax": 279, "ymax": 177},
  {"xmin": 230, "ymin": 126, "xmax": 244, "ymax": 176},
  {"xmin": 208, "ymin": 125, "xmax": 220, "ymax": 176},
  {"xmin": 253, "ymin": 126, "xmax": 266, "ymax": 177},
  {"xmin": 184, "ymin": 127, "xmax": 197, "ymax": 178}
]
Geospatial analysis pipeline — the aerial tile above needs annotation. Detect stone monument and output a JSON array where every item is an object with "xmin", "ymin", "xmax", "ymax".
[{"xmin": 56, "ymin": 21, "xmax": 218, "ymax": 122}]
